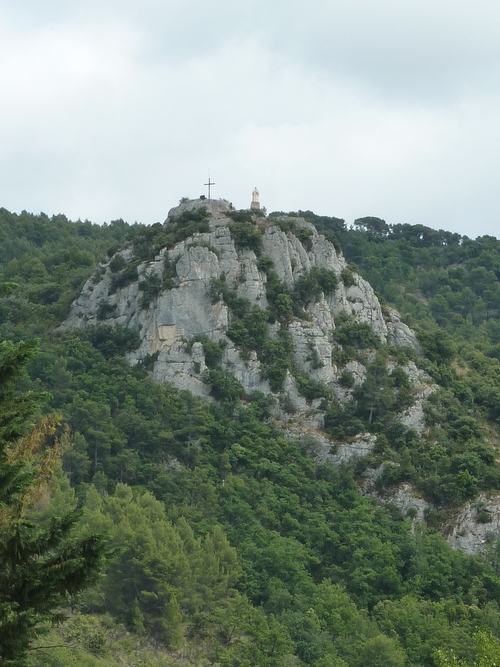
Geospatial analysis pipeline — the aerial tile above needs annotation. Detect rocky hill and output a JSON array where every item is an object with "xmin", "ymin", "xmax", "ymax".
[
  {"xmin": 6, "ymin": 204, "xmax": 500, "ymax": 665},
  {"xmin": 63, "ymin": 199, "xmax": 420, "ymax": 406},
  {"xmin": 60, "ymin": 198, "xmax": 500, "ymax": 555}
]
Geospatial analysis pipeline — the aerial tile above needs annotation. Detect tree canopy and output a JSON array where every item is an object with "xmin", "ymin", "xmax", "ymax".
[{"xmin": 0, "ymin": 337, "xmax": 107, "ymax": 666}]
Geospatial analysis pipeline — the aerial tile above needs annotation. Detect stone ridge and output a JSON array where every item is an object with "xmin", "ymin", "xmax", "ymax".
[{"xmin": 62, "ymin": 200, "xmax": 422, "ymax": 417}]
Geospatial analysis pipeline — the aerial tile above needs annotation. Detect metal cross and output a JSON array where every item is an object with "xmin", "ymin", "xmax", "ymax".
[{"xmin": 204, "ymin": 177, "xmax": 215, "ymax": 200}]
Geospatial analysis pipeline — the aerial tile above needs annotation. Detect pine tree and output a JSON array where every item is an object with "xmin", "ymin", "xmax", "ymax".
[{"xmin": 0, "ymin": 339, "xmax": 107, "ymax": 666}]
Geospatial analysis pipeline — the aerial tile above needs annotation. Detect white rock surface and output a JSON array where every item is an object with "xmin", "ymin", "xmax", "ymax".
[
  {"xmin": 395, "ymin": 361, "xmax": 436, "ymax": 435},
  {"xmin": 329, "ymin": 433, "xmax": 378, "ymax": 466},
  {"xmin": 386, "ymin": 308, "xmax": 422, "ymax": 351},
  {"xmin": 446, "ymin": 493, "xmax": 500, "ymax": 554},
  {"xmin": 298, "ymin": 431, "xmax": 378, "ymax": 466},
  {"xmin": 386, "ymin": 484, "xmax": 429, "ymax": 523}
]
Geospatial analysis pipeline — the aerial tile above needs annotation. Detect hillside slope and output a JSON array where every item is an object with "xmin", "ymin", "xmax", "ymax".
[
  {"xmin": 3, "ymin": 204, "xmax": 500, "ymax": 665},
  {"xmin": 60, "ymin": 199, "xmax": 500, "ymax": 555}
]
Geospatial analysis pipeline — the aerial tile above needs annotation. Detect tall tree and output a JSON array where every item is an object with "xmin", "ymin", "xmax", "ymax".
[{"xmin": 0, "ymin": 338, "xmax": 106, "ymax": 666}]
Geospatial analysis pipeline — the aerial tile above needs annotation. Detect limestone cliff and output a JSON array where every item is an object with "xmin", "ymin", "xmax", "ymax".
[{"xmin": 62, "ymin": 198, "xmax": 423, "ymax": 415}]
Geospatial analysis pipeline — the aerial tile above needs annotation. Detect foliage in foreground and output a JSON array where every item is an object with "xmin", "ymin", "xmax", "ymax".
[{"xmin": 0, "ymin": 337, "xmax": 107, "ymax": 666}]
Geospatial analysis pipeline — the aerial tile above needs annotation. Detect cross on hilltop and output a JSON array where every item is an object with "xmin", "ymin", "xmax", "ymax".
[{"xmin": 204, "ymin": 177, "xmax": 215, "ymax": 200}]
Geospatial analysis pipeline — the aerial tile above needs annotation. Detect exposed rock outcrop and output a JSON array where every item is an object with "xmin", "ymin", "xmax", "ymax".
[
  {"xmin": 446, "ymin": 493, "xmax": 500, "ymax": 554},
  {"xmin": 364, "ymin": 480, "xmax": 429, "ymax": 526},
  {"xmin": 284, "ymin": 429, "xmax": 377, "ymax": 467},
  {"xmin": 62, "ymin": 198, "xmax": 423, "ymax": 419}
]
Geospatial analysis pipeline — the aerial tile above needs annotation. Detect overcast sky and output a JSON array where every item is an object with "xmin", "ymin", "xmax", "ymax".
[{"xmin": 1, "ymin": 1, "xmax": 500, "ymax": 237}]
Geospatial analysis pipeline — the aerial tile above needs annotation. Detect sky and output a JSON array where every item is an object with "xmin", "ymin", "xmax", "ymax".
[{"xmin": 1, "ymin": 1, "xmax": 500, "ymax": 237}]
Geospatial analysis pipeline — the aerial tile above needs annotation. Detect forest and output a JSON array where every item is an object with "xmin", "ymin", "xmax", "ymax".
[{"xmin": 2, "ymin": 206, "xmax": 500, "ymax": 666}]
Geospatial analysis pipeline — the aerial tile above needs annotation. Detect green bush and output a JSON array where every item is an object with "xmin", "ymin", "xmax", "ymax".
[
  {"xmin": 208, "ymin": 275, "xmax": 228, "ymax": 304},
  {"xmin": 269, "ymin": 217, "xmax": 298, "ymax": 234},
  {"xmin": 257, "ymin": 256, "xmax": 274, "ymax": 273},
  {"xmin": 77, "ymin": 324, "xmax": 141, "ymax": 358},
  {"xmin": 333, "ymin": 313, "xmax": 380, "ymax": 349},
  {"xmin": 141, "ymin": 350, "xmax": 160, "ymax": 371},
  {"xmin": 297, "ymin": 227, "xmax": 313, "ymax": 251},
  {"xmin": 203, "ymin": 368, "xmax": 245, "ymax": 406},
  {"xmin": 97, "ymin": 300, "xmax": 117, "ymax": 321},
  {"xmin": 229, "ymin": 221, "xmax": 263, "ymax": 256},
  {"xmin": 294, "ymin": 374, "xmax": 330, "ymax": 401},
  {"xmin": 109, "ymin": 261, "xmax": 139, "ymax": 294},
  {"xmin": 294, "ymin": 267, "xmax": 338, "ymax": 307},
  {"xmin": 306, "ymin": 340, "xmax": 324, "ymax": 369},
  {"xmin": 341, "ymin": 266, "xmax": 356, "ymax": 287},
  {"xmin": 139, "ymin": 271, "xmax": 162, "ymax": 309},
  {"xmin": 260, "ymin": 329, "xmax": 294, "ymax": 392},
  {"xmin": 185, "ymin": 334, "xmax": 224, "ymax": 369},
  {"xmin": 227, "ymin": 306, "xmax": 269, "ymax": 350},
  {"xmin": 339, "ymin": 369, "xmax": 355, "ymax": 388},
  {"xmin": 128, "ymin": 209, "xmax": 211, "ymax": 262},
  {"xmin": 417, "ymin": 327, "xmax": 457, "ymax": 364},
  {"xmin": 109, "ymin": 254, "xmax": 126, "ymax": 273},
  {"xmin": 264, "ymin": 271, "xmax": 294, "ymax": 320},
  {"xmin": 162, "ymin": 256, "xmax": 178, "ymax": 290},
  {"xmin": 324, "ymin": 401, "xmax": 364, "ymax": 438},
  {"xmin": 476, "ymin": 509, "xmax": 493, "ymax": 524},
  {"xmin": 227, "ymin": 210, "xmax": 254, "ymax": 224},
  {"xmin": 331, "ymin": 344, "xmax": 359, "ymax": 366}
]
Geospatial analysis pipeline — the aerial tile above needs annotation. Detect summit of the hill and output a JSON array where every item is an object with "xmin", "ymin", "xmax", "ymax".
[{"xmin": 165, "ymin": 197, "xmax": 235, "ymax": 225}]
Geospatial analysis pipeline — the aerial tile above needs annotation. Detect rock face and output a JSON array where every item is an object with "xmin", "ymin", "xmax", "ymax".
[
  {"xmin": 284, "ymin": 428, "xmax": 377, "ymax": 467},
  {"xmin": 62, "ymin": 198, "xmax": 423, "ymax": 417},
  {"xmin": 446, "ymin": 493, "xmax": 500, "ymax": 554},
  {"xmin": 316, "ymin": 432, "xmax": 378, "ymax": 467},
  {"xmin": 365, "ymin": 480, "xmax": 430, "ymax": 526}
]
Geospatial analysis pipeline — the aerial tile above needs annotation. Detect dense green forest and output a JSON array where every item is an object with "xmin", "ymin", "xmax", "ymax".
[{"xmin": 3, "ymin": 206, "xmax": 500, "ymax": 666}]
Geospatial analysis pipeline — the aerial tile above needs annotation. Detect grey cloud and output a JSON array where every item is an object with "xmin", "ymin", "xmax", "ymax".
[
  {"xmin": 11, "ymin": 1, "xmax": 500, "ymax": 100},
  {"xmin": 117, "ymin": 1, "xmax": 500, "ymax": 101},
  {"xmin": 1, "ymin": 1, "xmax": 500, "ymax": 237}
]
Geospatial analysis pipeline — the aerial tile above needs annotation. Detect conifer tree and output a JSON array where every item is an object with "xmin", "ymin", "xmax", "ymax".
[{"xmin": 0, "ymin": 338, "xmax": 106, "ymax": 666}]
